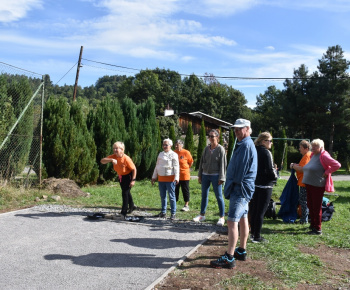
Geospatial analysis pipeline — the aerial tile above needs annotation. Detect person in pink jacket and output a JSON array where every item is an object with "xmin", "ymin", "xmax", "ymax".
[{"xmin": 291, "ymin": 139, "xmax": 341, "ymax": 235}]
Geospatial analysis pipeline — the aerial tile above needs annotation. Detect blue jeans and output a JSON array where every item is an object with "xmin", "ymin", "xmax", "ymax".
[
  {"xmin": 201, "ymin": 174, "xmax": 225, "ymax": 217},
  {"xmin": 158, "ymin": 181, "xmax": 177, "ymax": 214}
]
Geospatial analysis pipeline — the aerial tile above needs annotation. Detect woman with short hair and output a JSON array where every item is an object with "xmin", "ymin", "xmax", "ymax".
[
  {"xmin": 174, "ymin": 139, "xmax": 193, "ymax": 211},
  {"xmin": 194, "ymin": 129, "xmax": 227, "ymax": 226},
  {"xmin": 152, "ymin": 138, "xmax": 179, "ymax": 220},
  {"xmin": 290, "ymin": 140, "xmax": 311, "ymax": 224},
  {"xmin": 101, "ymin": 141, "xmax": 137, "ymax": 217}
]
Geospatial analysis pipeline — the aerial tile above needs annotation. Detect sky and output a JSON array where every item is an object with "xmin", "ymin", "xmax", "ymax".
[{"xmin": 1, "ymin": 0, "xmax": 350, "ymax": 108}]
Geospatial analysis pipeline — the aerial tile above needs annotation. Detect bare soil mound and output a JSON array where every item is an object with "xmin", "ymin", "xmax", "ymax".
[{"xmin": 41, "ymin": 178, "xmax": 89, "ymax": 198}]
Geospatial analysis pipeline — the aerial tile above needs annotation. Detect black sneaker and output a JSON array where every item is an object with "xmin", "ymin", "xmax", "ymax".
[
  {"xmin": 210, "ymin": 252, "xmax": 236, "ymax": 269},
  {"xmin": 127, "ymin": 205, "xmax": 137, "ymax": 214},
  {"xmin": 252, "ymin": 237, "xmax": 268, "ymax": 243},
  {"xmin": 234, "ymin": 247, "xmax": 247, "ymax": 261},
  {"xmin": 170, "ymin": 214, "xmax": 176, "ymax": 220},
  {"xmin": 156, "ymin": 212, "xmax": 166, "ymax": 218},
  {"xmin": 307, "ymin": 229, "xmax": 322, "ymax": 235}
]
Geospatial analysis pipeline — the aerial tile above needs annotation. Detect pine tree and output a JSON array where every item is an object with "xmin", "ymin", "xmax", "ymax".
[
  {"xmin": 184, "ymin": 122, "xmax": 194, "ymax": 155},
  {"xmin": 196, "ymin": 120, "xmax": 207, "ymax": 170},
  {"xmin": 92, "ymin": 96, "xmax": 126, "ymax": 181},
  {"xmin": 227, "ymin": 129, "xmax": 235, "ymax": 164},
  {"xmin": 136, "ymin": 98, "xmax": 158, "ymax": 179},
  {"xmin": 43, "ymin": 97, "xmax": 76, "ymax": 179},
  {"xmin": 70, "ymin": 100, "xmax": 99, "ymax": 184}
]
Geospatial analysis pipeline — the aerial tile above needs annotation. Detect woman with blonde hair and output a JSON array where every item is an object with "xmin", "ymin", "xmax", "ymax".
[
  {"xmin": 249, "ymin": 132, "xmax": 277, "ymax": 243},
  {"xmin": 101, "ymin": 141, "xmax": 137, "ymax": 217}
]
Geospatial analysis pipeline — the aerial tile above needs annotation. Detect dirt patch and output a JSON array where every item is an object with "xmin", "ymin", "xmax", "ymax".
[
  {"xmin": 155, "ymin": 233, "xmax": 350, "ymax": 289},
  {"xmin": 298, "ymin": 244, "xmax": 350, "ymax": 288},
  {"xmin": 41, "ymin": 178, "xmax": 89, "ymax": 198}
]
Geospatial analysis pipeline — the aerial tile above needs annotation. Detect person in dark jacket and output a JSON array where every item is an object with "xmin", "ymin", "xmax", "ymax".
[{"xmin": 249, "ymin": 132, "xmax": 277, "ymax": 243}]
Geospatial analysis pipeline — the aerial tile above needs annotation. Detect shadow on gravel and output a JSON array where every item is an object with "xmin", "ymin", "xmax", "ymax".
[
  {"xmin": 111, "ymin": 237, "xmax": 202, "ymax": 249},
  {"xmin": 44, "ymin": 253, "xmax": 178, "ymax": 268}
]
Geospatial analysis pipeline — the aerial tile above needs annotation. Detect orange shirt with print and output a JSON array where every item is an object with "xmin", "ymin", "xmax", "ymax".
[
  {"xmin": 175, "ymin": 149, "xmax": 193, "ymax": 181},
  {"xmin": 297, "ymin": 151, "xmax": 311, "ymax": 187},
  {"xmin": 107, "ymin": 154, "xmax": 135, "ymax": 176}
]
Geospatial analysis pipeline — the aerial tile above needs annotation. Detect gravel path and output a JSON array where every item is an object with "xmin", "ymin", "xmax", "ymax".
[{"xmin": 0, "ymin": 205, "xmax": 223, "ymax": 290}]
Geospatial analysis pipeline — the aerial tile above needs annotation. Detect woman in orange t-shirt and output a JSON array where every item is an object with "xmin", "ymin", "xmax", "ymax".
[
  {"xmin": 290, "ymin": 140, "xmax": 311, "ymax": 224},
  {"xmin": 101, "ymin": 141, "xmax": 137, "ymax": 217},
  {"xmin": 174, "ymin": 139, "xmax": 193, "ymax": 212}
]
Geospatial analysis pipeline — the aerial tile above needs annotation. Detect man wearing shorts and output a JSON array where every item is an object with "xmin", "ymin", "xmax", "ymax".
[{"xmin": 210, "ymin": 118, "xmax": 257, "ymax": 269}]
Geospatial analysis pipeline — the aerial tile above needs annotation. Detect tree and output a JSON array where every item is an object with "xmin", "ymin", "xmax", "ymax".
[
  {"xmin": 316, "ymin": 45, "xmax": 350, "ymax": 154},
  {"xmin": 43, "ymin": 97, "xmax": 76, "ymax": 180},
  {"xmin": 43, "ymin": 97, "xmax": 98, "ymax": 185},
  {"xmin": 70, "ymin": 100, "xmax": 99, "ymax": 184},
  {"xmin": 180, "ymin": 74, "xmax": 204, "ymax": 113},
  {"xmin": 184, "ymin": 122, "xmax": 194, "ymax": 156},
  {"xmin": 135, "ymin": 98, "xmax": 159, "ymax": 179},
  {"xmin": 253, "ymin": 85, "xmax": 283, "ymax": 135},
  {"xmin": 227, "ymin": 129, "xmax": 235, "ymax": 164},
  {"xmin": 196, "ymin": 120, "xmax": 207, "ymax": 170},
  {"xmin": 219, "ymin": 127, "xmax": 223, "ymax": 145},
  {"xmin": 0, "ymin": 78, "xmax": 33, "ymax": 180},
  {"xmin": 169, "ymin": 125, "xmax": 176, "ymax": 150},
  {"xmin": 91, "ymin": 96, "xmax": 126, "ymax": 181},
  {"xmin": 157, "ymin": 115, "xmax": 182, "ymax": 141}
]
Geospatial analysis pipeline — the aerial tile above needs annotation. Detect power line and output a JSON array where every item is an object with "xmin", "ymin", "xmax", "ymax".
[
  {"xmin": 55, "ymin": 62, "xmax": 78, "ymax": 85},
  {"xmin": 82, "ymin": 58, "xmax": 140, "ymax": 72},
  {"xmin": 0, "ymin": 61, "xmax": 43, "ymax": 77},
  {"xmin": 81, "ymin": 63, "xmax": 136, "ymax": 75},
  {"xmin": 81, "ymin": 57, "xmax": 350, "ymax": 81}
]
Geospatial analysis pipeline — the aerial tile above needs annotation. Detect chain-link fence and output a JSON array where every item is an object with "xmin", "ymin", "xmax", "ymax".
[{"xmin": 0, "ymin": 62, "xmax": 44, "ymax": 187}]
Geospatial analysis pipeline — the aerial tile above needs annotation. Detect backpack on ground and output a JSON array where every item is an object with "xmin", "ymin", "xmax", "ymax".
[{"xmin": 264, "ymin": 199, "xmax": 277, "ymax": 219}]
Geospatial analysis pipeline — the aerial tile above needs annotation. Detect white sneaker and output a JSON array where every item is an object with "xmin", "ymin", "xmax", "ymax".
[
  {"xmin": 181, "ymin": 206, "xmax": 190, "ymax": 212},
  {"xmin": 193, "ymin": 215, "xmax": 205, "ymax": 222},
  {"xmin": 217, "ymin": 217, "xmax": 225, "ymax": 226}
]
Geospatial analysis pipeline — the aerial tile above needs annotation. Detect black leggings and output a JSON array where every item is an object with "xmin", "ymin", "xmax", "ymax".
[
  {"xmin": 120, "ymin": 173, "xmax": 134, "ymax": 215},
  {"xmin": 175, "ymin": 180, "xmax": 190, "ymax": 203},
  {"xmin": 249, "ymin": 187, "xmax": 272, "ymax": 239}
]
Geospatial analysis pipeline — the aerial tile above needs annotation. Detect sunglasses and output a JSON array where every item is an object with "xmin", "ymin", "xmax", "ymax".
[
  {"xmin": 208, "ymin": 135, "xmax": 217, "ymax": 138},
  {"xmin": 265, "ymin": 140, "xmax": 273, "ymax": 143}
]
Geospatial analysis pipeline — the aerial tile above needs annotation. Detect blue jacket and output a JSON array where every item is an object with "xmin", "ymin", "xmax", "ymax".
[{"xmin": 224, "ymin": 136, "xmax": 257, "ymax": 201}]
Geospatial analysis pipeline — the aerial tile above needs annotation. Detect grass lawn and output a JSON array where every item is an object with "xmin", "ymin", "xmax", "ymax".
[{"xmin": 1, "ymin": 176, "xmax": 349, "ymax": 288}]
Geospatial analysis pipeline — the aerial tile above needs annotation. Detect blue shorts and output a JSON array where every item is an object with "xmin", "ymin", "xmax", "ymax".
[{"xmin": 227, "ymin": 195, "xmax": 249, "ymax": 222}]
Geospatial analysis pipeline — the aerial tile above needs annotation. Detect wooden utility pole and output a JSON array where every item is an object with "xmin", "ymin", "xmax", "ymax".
[{"xmin": 73, "ymin": 46, "xmax": 83, "ymax": 101}]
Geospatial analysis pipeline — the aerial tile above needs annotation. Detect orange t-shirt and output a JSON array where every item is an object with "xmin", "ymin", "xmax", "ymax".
[
  {"xmin": 107, "ymin": 154, "xmax": 135, "ymax": 176},
  {"xmin": 297, "ymin": 151, "xmax": 311, "ymax": 187},
  {"xmin": 174, "ymin": 149, "xmax": 193, "ymax": 180}
]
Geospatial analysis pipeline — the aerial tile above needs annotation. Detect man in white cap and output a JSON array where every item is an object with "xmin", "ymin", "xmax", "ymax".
[{"xmin": 210, "ymin": 118, "xmax": 257, "ymax": 269}]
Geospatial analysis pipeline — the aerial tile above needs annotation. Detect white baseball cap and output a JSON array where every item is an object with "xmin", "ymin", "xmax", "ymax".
[{"xmin": 233, "ymin": 118, "xmax": 251, "ymax": 128}]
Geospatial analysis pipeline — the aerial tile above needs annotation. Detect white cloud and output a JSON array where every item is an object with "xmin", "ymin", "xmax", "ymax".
[
  {"xmin": 0, "ymin": 0, "xmax": 42, "ymax": 22},
  {"xmin": 265, "ymin": 46, "xmax": 275, "ymax": 51}
]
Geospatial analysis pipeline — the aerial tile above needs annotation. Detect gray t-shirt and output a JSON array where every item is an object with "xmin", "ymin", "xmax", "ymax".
[{"xmin": 302, "ymin": 154, "xmax": 326, "ymax": 187}]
